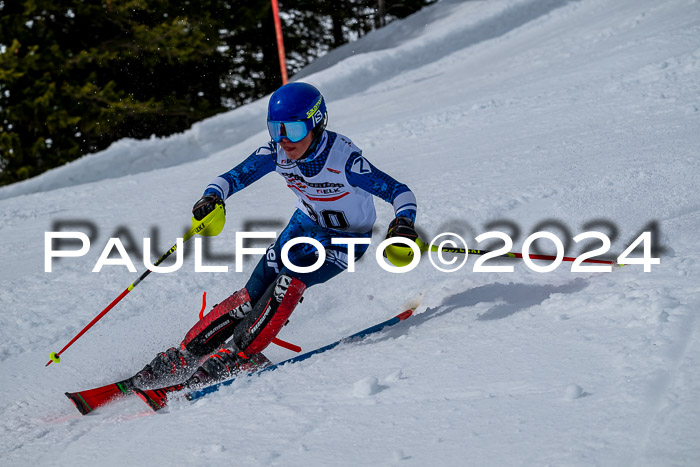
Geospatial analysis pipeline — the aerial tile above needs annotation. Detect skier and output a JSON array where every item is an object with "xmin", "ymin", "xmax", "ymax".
[{"xmin": 134, "ymin": 82, "xmax": 419, "ymax": 388}]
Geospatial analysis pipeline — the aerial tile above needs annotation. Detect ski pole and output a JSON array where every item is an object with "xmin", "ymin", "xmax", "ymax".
[
  {"xmin": 46, "ymin": 205, "xmax": 225, "ymax": 367},
  {"xmin": 415, "ymin": 238, "xmax": 616, "ymax": 265}
]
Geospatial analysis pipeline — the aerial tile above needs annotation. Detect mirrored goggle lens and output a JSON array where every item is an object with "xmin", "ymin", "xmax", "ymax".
[{"xmin": 267, "ymin": 121, "xmax": 309, "ymax": 143}]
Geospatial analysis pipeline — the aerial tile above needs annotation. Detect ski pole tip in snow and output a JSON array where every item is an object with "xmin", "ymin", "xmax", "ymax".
[{"xmin": 47, "ymin": 352, "xmax": 61, "ymax": 366}]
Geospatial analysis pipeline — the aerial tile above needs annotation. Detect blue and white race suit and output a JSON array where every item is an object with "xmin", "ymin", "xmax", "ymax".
[{"xmin": 202, "ymin": 130, "xmax": 418, "ymax": 302}]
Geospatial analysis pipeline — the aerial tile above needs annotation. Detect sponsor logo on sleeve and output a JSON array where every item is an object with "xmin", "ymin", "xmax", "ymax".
[{"xmin": 351, "ymin": 156, "xmax": 372, "ymax": 175}]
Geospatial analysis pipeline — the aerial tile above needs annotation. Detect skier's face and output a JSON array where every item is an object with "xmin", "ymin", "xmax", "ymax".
[{"xmin": 279, "ymin": 131, "xmax": 313, "ymax": 160}]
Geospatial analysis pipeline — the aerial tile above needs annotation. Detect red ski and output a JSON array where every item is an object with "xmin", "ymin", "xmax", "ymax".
[{"xmin": 65, "ymin": 379, "xmax": 134, "ymax": 415}]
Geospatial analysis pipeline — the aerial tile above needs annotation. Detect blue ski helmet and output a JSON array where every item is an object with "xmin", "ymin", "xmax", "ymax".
[{"xmin": 267, "ymin": 82, "xmax": 327, "ymax": 143}]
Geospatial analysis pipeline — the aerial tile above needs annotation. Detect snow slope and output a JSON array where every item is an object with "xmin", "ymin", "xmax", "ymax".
[{"xmin": 1, "ymin": 0, "xmax": 699, "ymax": 465}]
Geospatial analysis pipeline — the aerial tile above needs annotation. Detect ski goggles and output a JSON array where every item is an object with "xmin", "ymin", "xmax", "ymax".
[{"xmin": 267, "ymin": 120, "xmax": 313, "ymax": 143}]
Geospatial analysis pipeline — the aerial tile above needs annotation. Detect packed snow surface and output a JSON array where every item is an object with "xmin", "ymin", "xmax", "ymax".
[{"xmin": 1, "ymin": 0, "xmax": 699, "ymax": 465}]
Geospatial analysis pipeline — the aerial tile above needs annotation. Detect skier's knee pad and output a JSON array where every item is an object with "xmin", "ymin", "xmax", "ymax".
[
  {"xmin": 181, "ymin": 288, "xmax": 253, "ymax": 356},
  {"xmin": 234, "ymin": 274, "xmax": 306, "ymax": 355}
]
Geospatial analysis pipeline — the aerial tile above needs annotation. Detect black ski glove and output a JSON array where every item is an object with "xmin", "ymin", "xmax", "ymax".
[
  {"xmin": 386, "ymin": 217, "xmax": 418, "ymax": 241},
  {"xmin": 192, "ymin": 195, "xmax": 225, "ymax": 221}
]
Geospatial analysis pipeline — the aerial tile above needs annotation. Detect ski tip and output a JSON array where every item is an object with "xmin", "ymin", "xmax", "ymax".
[
  {"xmin": 132, "ymin": 388, "xmax": 168, "ymax": 412},
  {"xmin": 403, "ymin": 293, "xmax": 424, "ymax": 313},
  {"xmin": 396, "ymin": 309, "xmax": 414, "ymax": 321},
  {"xmin": 65, "ymin": 392, "xmax": 92, "ymax": 416}
]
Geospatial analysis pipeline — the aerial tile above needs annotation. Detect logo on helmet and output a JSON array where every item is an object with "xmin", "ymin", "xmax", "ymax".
[{"xmin": 306, "ymin": 96, "xmax": 323, "ymax": 119}]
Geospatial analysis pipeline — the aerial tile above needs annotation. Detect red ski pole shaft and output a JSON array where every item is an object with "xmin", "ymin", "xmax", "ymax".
[
  {"xmin": 46, "ymin": 209, "xmax": 222, "ymax": 367},
  {"xmin": 46, "ymin": 287, "xmax": 131, "ymax": 367},
  {"xmin": 46, "ymin": 236, "xmax": 186, "ymax": 367},
  {"xmin": 416, "ymin": 239, "xmax": 616, "ymax": 265}
]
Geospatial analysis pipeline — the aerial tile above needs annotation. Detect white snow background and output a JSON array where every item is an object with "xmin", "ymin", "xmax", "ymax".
[{"xmin": 1, "ymin": 0, "xmax": 699, "ymax": 465}]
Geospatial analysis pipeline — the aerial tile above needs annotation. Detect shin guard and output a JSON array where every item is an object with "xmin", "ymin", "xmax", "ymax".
[
  {"xmin": 233, "ymin": 274, "xmax": 306, "ymax": 355},
  {"xmin": 181, "ymin": 288, "xmax": 253, "ymax": 356}
]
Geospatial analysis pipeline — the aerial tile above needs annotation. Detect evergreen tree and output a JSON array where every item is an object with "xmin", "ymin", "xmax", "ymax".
[
  {"xmin": 0, "ymin": 0, "xmax": 229, "ymax": 184},
  {"xmin": 0, "ymin": 0, "xmax": 435, "ymax": 186}
]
